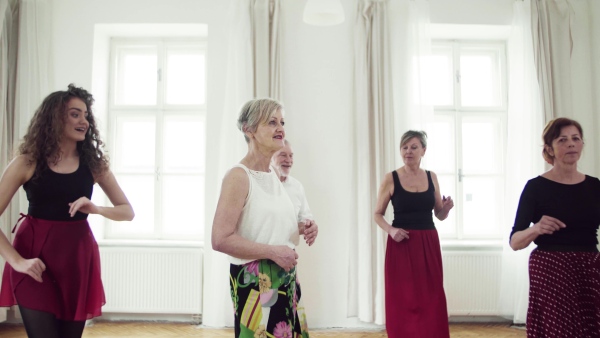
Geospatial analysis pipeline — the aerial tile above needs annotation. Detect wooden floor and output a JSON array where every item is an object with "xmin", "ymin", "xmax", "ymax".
[{"xmin": 0, "ymin": 321, "xmax": 526, "ymax": 337}]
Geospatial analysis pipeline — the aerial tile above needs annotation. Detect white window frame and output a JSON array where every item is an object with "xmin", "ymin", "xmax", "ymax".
[
  {"xmin": 105, "ymin": 37, "xmax": 207, "ymax": 241},
  {"xmin": 431, "ymin": 40, "xmax": 508, "ymax": 240}
]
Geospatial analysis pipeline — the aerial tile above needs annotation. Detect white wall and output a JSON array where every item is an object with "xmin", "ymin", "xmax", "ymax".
[
  {"xmin": 279, "ymin": 0, "xmax": 357, "ymax": 328},
  {"xmin": 48, "ymin": 0, "xmax": 516, "ymax": 328},
  {"xmin": 429, "ymin": 0, "xmax": 514, "ymax": 25}
]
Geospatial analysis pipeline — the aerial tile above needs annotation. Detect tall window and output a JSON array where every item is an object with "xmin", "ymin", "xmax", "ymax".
[
  {"xmin": 104, "ymin": 38, "xmax": 206, "ymax": 241},
  {"xmin": 425, "ymin": 41, "xmax": 507, "ymax": 240}
]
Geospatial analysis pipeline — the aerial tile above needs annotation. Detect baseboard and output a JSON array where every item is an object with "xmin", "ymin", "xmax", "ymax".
[
  {"xmin": 449, "ymin": 315, "xmax": 512, "ymax": 323},
  {"xmin": 95, "ymin": 313, "xmax": 201, "ymax": 324}
]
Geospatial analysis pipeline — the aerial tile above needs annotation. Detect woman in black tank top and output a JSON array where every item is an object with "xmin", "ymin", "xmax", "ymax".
[
  {"xmin": 0, "ymin": 84, "xmax": 134, "ymax": 338},
  {"xmin": 374, "ymin": 130, "xmax": 454, "ymax": 338}
]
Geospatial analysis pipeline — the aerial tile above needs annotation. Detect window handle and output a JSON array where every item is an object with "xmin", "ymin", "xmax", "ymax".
[
  {"xmin": 158, "ymin": 68, "xmax": 162, "ymax": 81},
  {"xmin": 156, "ymin": 167, "xmax": 160, "ymax": 181},
  {"xmin": 455, "ymin": 70, "xmax": 461, "ymax": 83},
  {"xmin": 458, "ymin": 168, "xmax": 463, "ymax": 182}
]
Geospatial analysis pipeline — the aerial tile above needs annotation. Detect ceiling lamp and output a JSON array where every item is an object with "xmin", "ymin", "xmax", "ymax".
[{"xmin": 303, "ymin": 0, "xmax": 345, "ymax": 26}]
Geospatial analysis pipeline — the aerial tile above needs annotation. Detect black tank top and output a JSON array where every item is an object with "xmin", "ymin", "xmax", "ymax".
[
  {"xmin": 23, "ymin": 163, "xmax": 94, "ymax": 221},
  {"xmin": 391, "ymin": 170, "xmax": 435, "ymax": 230}
]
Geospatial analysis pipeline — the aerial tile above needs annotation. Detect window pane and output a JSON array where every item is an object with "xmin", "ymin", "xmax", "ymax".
[
  {"xmin": 165, "ymin": 48, "xmax": 206, "ymax": 105},
  {"xmin": 115, "ymin": 116, "xmax": 156, "ymax": 172},
  {"xmin": 461, "ymin": 117, "xmax": 502, "ymax": 173},
  {"xmin": 114, "ymin": 46, "xmax": 157, "ymax": 105},
  {"xmin": 462, "ymin": 177, "xmax": 502, "ymax": 237},
  {"xmin": 161, "ymin": 175, "xmax": 204, "ymax": 238},
  {"xmin": 434, "ymin": 174, "xmax": 456, "ymax": 237},
  {"xmin": 424, "ymin": 116, "xmax": 455, "ymax": 172},
  {"xmin": 108, "ymin": 174, "xmax": 155, "ymax": 237},
  {"xmin": 428, "ymin": 47, "xmax": 454, "ymax": 106},
  {"xmin": 162, "ymin": 116, "xmax": 205, "ymax": 172},
  {"xmin": 460, "ymin": 49, "xmax": 502, "ymax": 107}
]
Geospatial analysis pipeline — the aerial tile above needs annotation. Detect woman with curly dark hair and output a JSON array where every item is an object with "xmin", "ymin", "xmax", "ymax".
[{"xmin": 0, "ymin": 84, "xmax": 134, "ymax": 338}]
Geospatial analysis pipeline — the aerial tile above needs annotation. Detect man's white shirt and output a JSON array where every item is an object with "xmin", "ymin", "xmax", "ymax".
[{"xmin": 281, "ymin": 175, "xmax": 313, "ymax": 223}]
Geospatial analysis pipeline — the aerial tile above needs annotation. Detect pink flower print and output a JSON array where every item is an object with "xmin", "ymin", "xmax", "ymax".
[
  {"xmin": 293, "ymin": 290, "xmax": 298, "ymax": 314},
  {"xmin": 273, "ymin": 321, "xmax": 292, "ymax": 338},
  {"xmin": 245, "ymin": 260, "xmax": 260, "ymax": 276}
]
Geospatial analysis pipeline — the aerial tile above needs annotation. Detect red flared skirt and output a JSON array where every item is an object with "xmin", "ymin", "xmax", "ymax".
[
  {"xmin": 0, "ymin": 215, "xmax": 105, "ymax": 321},
  {"xmin": 384, "ymin": 229, "xmax": 449, "ymax": 338},
  {"xmin": 527, "ymin": 249, "xmax": 600, "ymax": 337}
]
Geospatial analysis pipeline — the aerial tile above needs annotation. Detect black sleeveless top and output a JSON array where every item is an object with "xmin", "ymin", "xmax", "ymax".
[
  {"xmin": 23, "ymin": 163, "xmax": 94, "ymax": 221},
  {"xmin": 390, "ymin": 170, "xmax": 436, "ymax": 230}
]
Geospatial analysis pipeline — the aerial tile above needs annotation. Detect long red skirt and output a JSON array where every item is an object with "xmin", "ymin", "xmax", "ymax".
[
  {"xmin": 384, "ymin": 229, "xmax": 449, "ymax": 338},
  {"xmin": 0, "ymin": 215, "xmax": 105, "ymax": 321},
  {"xmin": 527, "ymin": 249, "xmax": 600, "ymax": 338}
]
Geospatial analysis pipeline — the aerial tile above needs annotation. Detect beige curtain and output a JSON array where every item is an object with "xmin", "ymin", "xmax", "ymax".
[
  {"xmin": 531, "ymin": 0, "xmax": 600, "ymax": 175},
  {"xmin": 348, "ymin": 0, "xmax": 395, "ymax": 325},
  {"xmin": 531, "ymin": 0, "xmax": 574, "ymax": 122},
  {"xmin": 251, "ymin": 0, "xmax": 280, "ymax": 99},
  {"xmin": 202, "ymin": 0, "xmax": 281, "ymax": 328}
]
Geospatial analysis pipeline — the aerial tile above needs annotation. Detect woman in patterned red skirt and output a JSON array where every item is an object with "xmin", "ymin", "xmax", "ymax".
[
  {"xmin": 374, "ymin": 130, "xmax": 454, "ymax": 338},
  {"xmin": 0, "ymin": 84, "xmax": 134, "ymax": 338},
  {"xmin": 510, "ymin": 118, "xmax": 600, "ymax": 337}
]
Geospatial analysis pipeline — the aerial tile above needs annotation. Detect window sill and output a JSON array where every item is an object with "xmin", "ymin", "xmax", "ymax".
[
  {"xmin": 440, "ymin": 239, "xmax": 504, "ymax": 251},
  {"xmin": 97, "ymin": 239, "xmax": 204, "ymax": 249}
]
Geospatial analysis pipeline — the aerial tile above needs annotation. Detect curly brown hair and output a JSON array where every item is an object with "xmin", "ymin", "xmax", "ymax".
[{"xmin": 18, "ymin": 84, "xmax": 109, "ymax": 179}]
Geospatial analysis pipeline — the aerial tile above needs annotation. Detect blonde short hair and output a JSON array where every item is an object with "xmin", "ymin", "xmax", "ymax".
[
  {"xmin": 237, "ymin": 98, "xmax": 283, "ymax": 143},
  {"xmin": 400, "ymin": 130, "xmax": 427, "ymax": 149}
]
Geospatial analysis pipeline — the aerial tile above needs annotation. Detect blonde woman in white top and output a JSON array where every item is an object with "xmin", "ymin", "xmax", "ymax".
[{"xmin": 212, "ymin": 98, "xmax": 315, "ymax": 338}]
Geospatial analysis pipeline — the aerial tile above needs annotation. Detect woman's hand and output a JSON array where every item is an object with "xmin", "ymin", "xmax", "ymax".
[
  {"xmin": 389, "ymin": 227, "xmax": 410, "ymax": 242},
  {"xmin": 532, "ymin": 215, "xmax": 566, "ymax": 235},
  {"xmin": 303, "ymin": 220, "xmax": 318, "ymax": 246},
  {"xmin": 68, "ymin": 197, "xmax": 99, "ymax": 217},
  {"xmin": 271, "ymin": 246, "xmax": 298, "ymax": 272},
  {"xmin": 13, "ymin": 257, "xmax": 46, "ymax": 283},
  {"xmin": 442, "ymin": 195, "xmax": 454, "ymax": 212}
]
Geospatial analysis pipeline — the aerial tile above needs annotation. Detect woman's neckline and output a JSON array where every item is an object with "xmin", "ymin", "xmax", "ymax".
[
  {"xmin": 538, "ymin": 174, "xmax": 586, "ymax": 186},
  {"xmin": 238, "ymin": 163, "xmax": 272, "ymax": 174}
]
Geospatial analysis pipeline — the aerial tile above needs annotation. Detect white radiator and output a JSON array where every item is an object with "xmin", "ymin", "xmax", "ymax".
[
  {"xmin": 442, "ymin": 250, "xmax": 502, "ymax": 316},
  {"xmin": 99, "ymin": 246, "xmax": 203, "ymax": 314}
]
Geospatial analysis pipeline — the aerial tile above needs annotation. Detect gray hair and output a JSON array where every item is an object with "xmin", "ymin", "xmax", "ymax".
[
  {"xmin": 237, "ymin": 98, "xmax": 283, "ymax": 143},
  {"xmin": 400, "ymin": 130, "xmax": 427, "ymax": 148}
]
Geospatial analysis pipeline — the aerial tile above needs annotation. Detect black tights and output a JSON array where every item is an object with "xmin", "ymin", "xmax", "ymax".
[{"xmin": 19, "ymin": 306, "xmax": 86, "ymax": 338}]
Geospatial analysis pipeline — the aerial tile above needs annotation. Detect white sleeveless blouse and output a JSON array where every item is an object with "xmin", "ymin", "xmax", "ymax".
[{"xmin": 228, "ymin": 164, "xmax": 299, "ymax": 265}]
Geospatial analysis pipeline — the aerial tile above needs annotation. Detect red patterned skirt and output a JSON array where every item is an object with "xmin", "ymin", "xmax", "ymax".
[
  {"xmin": 0, "ymin": 215, "xmax": 105, "ymax": 321},
  {"xmin": 384, "ymin": 229, "xmax": 449, "ymax": 338},
  {"xmin": 527, "ymin": 249, "xmax": 600, "ymax": 337}
]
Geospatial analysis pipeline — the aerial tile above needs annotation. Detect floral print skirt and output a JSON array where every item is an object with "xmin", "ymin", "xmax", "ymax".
[{"xmin": 230, "ymin": 259, "xmax": 309, "ymax": 338}]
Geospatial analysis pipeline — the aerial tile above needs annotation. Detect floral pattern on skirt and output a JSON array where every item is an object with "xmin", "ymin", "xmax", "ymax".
[{"xmin": 230, "ymin": 260, "xmax": 309, "ymax": 338}]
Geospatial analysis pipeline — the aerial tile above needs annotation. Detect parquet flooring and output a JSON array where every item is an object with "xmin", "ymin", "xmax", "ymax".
[{"xmin": 0, "ymin": 321, "xmax": 526, "ymax": 337}]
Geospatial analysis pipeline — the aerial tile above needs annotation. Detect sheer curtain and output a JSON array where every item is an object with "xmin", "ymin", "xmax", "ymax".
[
  {"xmin": 0, "ymin": 0, "xmax": 51, "ymax": 322},
  {"xmin": 0, "ymin": 0, "xmax": 17, "ymax": 323},
  {"xmin": 499, "ymin": 0, "xmax": 544, "ymax": 324},
  {"xmin": 202, "ymin": 0, "xmax": 281, "ymax": 328},
  {"xmin": 347, "ymin": 0, "xmax": 431, "ymax": 325}
]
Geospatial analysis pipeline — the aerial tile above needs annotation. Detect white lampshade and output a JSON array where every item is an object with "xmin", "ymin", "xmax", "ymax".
[{"xmin": 303, "ymin": 0, "xmax": 345, "ymax": 26}]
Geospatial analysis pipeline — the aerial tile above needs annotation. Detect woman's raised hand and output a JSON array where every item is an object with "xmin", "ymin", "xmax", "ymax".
[
  {"xmin": 533, "ymin": 215, "xmax": 566, "ymax": 235},
  {"xmin": 68, "ymin": 196, "xmax": 99, "ymax": 217}
]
